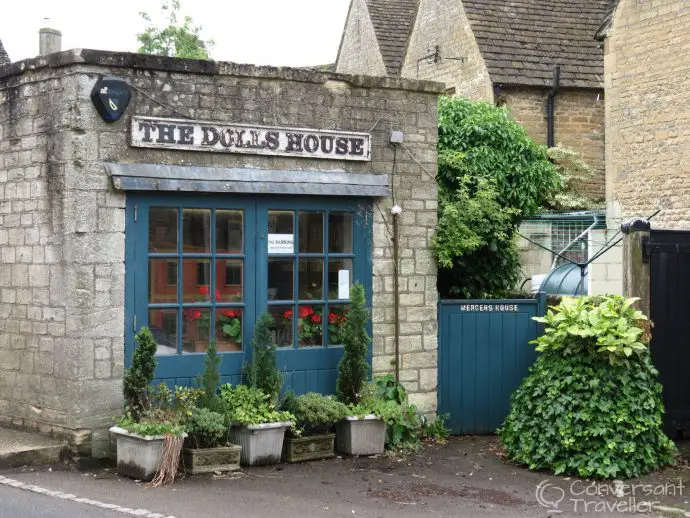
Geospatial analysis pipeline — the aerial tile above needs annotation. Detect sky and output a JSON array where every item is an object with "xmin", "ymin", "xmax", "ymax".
[{"xmin": 1, "ymin": 0, "xmax": 351, "ymax": 67}]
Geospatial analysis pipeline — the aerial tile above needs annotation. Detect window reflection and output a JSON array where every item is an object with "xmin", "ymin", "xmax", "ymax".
[
  {"xmin": 149, "ymin": 208, "xmax": 178, "ymax": 253},
  {"xmin": 268, "ymin": 305, "xmax": 293, "ymax": 348},
  {"xmin": 329, "ymin": 213, "xmax": 353, "ymax": 253},
  {"xmin": 299, "ymin": 212, "xmax": 323, "ymax": 253},
  {"xmin": 183, "ymin": 209, "xmax": 211, "ymax": 253},
  {"xmin": 149, "ymin": 309, "xmax": 178, "ymax": 356}
]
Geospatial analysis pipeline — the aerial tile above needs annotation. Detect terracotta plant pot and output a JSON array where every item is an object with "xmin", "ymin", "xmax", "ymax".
[
  {"xmin": 181, "ymin": 444, "xmax": 242, "ymax": 474},
  {"xmin": 282, "ymin": 433, "xmax": 335, "ymax": 463},
  {"xmin": 335, "ymin": 416, "xmax": 386, "ymax": 456}
]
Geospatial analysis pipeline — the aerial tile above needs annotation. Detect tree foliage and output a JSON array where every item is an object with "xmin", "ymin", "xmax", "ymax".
[
  {"xmin": 244, "ymin": 313, "xmax": 282, "ymax": 403},
  {"xmin": 122, "ymin": 327, "xmax": 157, "ymax": 421},
  {"xmin": 545, "ymin": 145, "xmax": 601, "ymax": 210},
  {"xmin": 137, "ymin": 0, "xmax": 214, "ymax": 59},
  {"xmin": 336, "ymin": 283, "xmax": 371, "ymax": 405},
  {"xmin": 435, "ymin": 98, "xmax": 561, "ymax": 298},
  {"xmin": 196, "ymin": 340, "xmax": 221, "ymax": 411},
  {"xmin": 500, "ymin": 296, "xmax": 676, "ymax": 479}
]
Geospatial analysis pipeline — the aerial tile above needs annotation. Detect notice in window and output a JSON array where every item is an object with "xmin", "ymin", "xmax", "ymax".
[
  {"xmin": 338, "ymin": 269, "xmax": 350, "ymax": 300},
  {"xmin": 268, "ymin": 234, "xmax": 294, "ymax": 254}
]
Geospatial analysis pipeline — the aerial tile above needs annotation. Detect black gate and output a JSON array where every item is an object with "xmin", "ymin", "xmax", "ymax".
[{"xmin": 647, "ymin": 230, "xmax": 690, "ymax": 435}]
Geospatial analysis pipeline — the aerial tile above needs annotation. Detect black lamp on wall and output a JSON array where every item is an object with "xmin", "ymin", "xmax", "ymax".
[{"xmin": 90, "ymin": 76, "xmax": 132, "ymax": 122}]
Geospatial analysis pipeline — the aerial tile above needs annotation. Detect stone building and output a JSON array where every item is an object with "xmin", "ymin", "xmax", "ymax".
[
  {"xmin": 0, "ymin": 49, "xmax": 442, "ymax": 456},
  {"xmin": 598, "ymin": 0, "xmax": 690, "ymax": 229},
  {"xmin": 336, "ymin": 0, "xmax": 610, "ymax": 201},
  {"xmin": 0, "ymin": 39, "xmax": 10, "ymax": 66}
]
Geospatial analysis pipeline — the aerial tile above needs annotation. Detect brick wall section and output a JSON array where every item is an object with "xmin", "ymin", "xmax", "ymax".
[
  {"xmin": 336, "ymin": 0, "xmax": 388, "ymax": 77},
  {"xmin": 502, "ymin": 87, "xmax": 606, "ymax": 201},
  {"xmin": 0, "ymin": 50, "xmax": 441, "ymax": 454},
  {"xmin": 605, "ymin": 0, "xmax": 690, "ymax": 228},
  {"xmin": 400, "ymin": 0, "xmax": 494, "ymax": 101}
]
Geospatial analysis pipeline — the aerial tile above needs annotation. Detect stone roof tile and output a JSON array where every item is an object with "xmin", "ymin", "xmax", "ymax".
[
  {"xmin": 365, "ymin": 0, "xmax": 419, "ymax": 76},
  {"xmin": 462, "ymin": 0, "xmax": 609, "ymax": 88},
  {"xmin": 0, "ymin": 39, "xmax": 10, "ymax": 66}
]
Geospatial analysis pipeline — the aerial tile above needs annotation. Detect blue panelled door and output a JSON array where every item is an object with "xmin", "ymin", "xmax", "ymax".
[{"xmin": 125, "ymin": 193, "xmax": 372, "ymax": 394}]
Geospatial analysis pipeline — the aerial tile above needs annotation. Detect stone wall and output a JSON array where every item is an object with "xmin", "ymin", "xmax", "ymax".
[
  {"xmin": 605, "ymin": 0, "xmax": 690, "ymax": 229},
  {"xmin": 400, "ymin": 0, "xmax": 494, "ymax": 101},
  {"xmin": 501, "ymin": 87, "xmax": 606, "ymax": 202},
  {"xmin": 336, "ymin": 0, "xmax": 388, "ymax": 77},
  {"xmin": 588, "ymin": 229, "xmax": 623, "ymax": 295},
  {"xmin": 0, "ymin": 50, "xmax": 442, "ymax": 455}
]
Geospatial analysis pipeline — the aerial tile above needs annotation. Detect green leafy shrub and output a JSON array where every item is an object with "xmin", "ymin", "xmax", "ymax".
[
  {"xmin": 422, "ymin": 413, "xmax": 451, "ymax": 442},
  {"xmin": 282, "ymin": 392, "xmax": 348, "ymax": 436},
  {"xmin": 435, "ymin": 98, "xmax": 561, "ymax": 298},
  {"xmin": 186, "ymin": 408, "xmax": 227, "ymax": 449},
  {"xmin": 122, "ymin": 327, "xmax": 158, "ymax": 421},
  {"xmin": 219, "ymin": 384, "xmax": 294, "ymax": 427},
  {"xmin": 500, "ymin": 295, "xmax": 676, "ymax": 479},
  {"xmin": 336, "ymin": 283, "xmax": 370, "ymax": 405},
  {"xmin": 118, "ymin": 384, "xmax": 200, "ymax": 436},
  {"xmin": 244, "ymin": 313, "xmax": 282, "ymax": 403},
  {"xmin": 197, "ymin": 340, "xmax": 221, "ymax": 411}
]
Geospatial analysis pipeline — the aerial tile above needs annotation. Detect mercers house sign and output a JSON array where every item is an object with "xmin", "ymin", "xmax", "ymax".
[{"xmin": 131, "ymin": 116, "xmax": 372, "ymax": 161}]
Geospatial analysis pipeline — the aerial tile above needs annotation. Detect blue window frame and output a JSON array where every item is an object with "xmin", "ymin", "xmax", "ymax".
[{"xmin": 125, "ymin": 194, "xmax": 373, "ymax": 393}]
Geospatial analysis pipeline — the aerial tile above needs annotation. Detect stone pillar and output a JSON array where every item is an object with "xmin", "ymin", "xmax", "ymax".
[
  {"xmin": 622, "ymin": 220, "xmax": 651, "ymax": 316},
  {"xmin": 39, "ymin": 28, "xmax": 62, "ymax": 56}
]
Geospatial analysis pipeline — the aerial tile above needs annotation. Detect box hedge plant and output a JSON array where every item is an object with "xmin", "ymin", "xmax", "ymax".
[
  {"xmin": 282, "ymin": 392, "xmax": 348, "ymax": 436},
  {"xmin": 500, "ymin": 295, "xmax": 676, "ymax": 479}
]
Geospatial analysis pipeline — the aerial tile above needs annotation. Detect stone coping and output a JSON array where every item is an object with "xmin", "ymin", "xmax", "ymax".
[{"xmin": 0, "ymin": 48, "xmax": 445, "ymax": 94}]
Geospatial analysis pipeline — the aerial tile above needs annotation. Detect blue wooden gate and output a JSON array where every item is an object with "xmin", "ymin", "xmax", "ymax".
[{"xmin": 438, "ymin": 294, "xmax": 546, "ymax": 435}]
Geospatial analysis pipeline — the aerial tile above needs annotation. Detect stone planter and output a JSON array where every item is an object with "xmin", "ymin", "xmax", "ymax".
[
  {"xmin": 181, "ymin": 444, "xmax": 242, "ymax": 474},
  {"xmin": 336, "ymin": 416, "xmax": 386, "ymax": 456},
  {"xmin": 229, "ymin": 422, "xmax": 291, "ymax": 466},
  {"xmin": 110, "ymin": 426, "xmax": 186, "ymax": 481},
  {"xmin": 282, "ymin": 433, "xmax": 335, "ymax": 463}
]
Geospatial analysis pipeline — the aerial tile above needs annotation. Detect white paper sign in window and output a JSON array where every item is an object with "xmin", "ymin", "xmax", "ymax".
[
  {"xmin": 268, "ymin": 234, "xmax": 294, "ymax": 254},
  {"xmin": 338, "ymin": 269, "xmax": 350, "ymax": 300}
]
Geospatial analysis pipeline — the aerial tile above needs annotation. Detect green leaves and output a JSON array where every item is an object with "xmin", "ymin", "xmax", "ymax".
[
  {"xmin": 336, "ymin": 284, "xmax": 371, "ymax": 405},
  {"xmin": 435, "ymin": 98, "xmax": 561, "ymax": 298},
  {"xmin": 219, "ymin": 385, "xmax": 294, "ymax": 426},
  {"xmin": 500, "ymin": 296, "xmax": 676, "ymax": 479}
]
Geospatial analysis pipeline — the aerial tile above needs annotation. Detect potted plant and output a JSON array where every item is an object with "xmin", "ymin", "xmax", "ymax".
[
  {"xmin": 181, "ymin": 341, "xmax": 241, "ymax": 474},
  {"xmin": 220, "ymin": 384, "xmax": 294, "ymax": 466},
  {"xmin": 244, "ymin": 312, "xmax": 282, "ymax": 402},
  {"xmin": 334, "ymin": 283, "xmax": 387, "ymax": 456},
  {"xmin": 281, "ymin": 392, "xmax": 348, "ymax": 463},
  {"xmin": 110, "ymin": 328, "xmax": 190, "ymax": 483}
]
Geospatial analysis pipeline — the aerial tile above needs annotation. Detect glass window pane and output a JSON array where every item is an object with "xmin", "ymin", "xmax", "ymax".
[
  {"xmin": 149, "ymin": 309, "xmax": 178, "ymax": 356},
  {"xmin": 183, "ymin": 209, "xmax": 211, "ymax": 253},
  {"xmin": 268, "ymin": 305, "xmax": 294, "ymax": 348},
  {"xmin": 268, "ymin": 258, "xmax": 294, "ymax": 301},
  {"xmin": 298, "ymin": 304, "xmax": 323, "ymax": 347},
  {"xmin": 216, "ymin": 308, "xmax": 243, "ymax": 352},
  {"xmin": 268, "ymin": 211, "xmax": 294, "ymax": 255},
  {"xmin": 329, "ymin": 213, "xmax": 353, "ymax": 254},
  {"xmin": 328, "ymin": 259, "xmax": 353, "ymax": 300},
  {"xmin": 217, "ymin": 260, "xmax": 243, "ymax": 302},
  {"xmin": 149, "ymin": 208, "xmax": 178, "ymax": 253},
  {"xmin": 298, "ymin": 259, "xmax": 323, "ymax": 300},
  {"xmin": 149, "ymin": 259, "xmax": 177, "ymax": 304},
  {"xmin": 182, "ymin": 308, "xmax": 211, "ymax": 353},
  {"xmin": 183, "ymin": 259, "xmax": 210, "ymax": 302},
  {"xmin": 327, "ymin": 305, "xmax": 350, "ymax": 345},
  {"xmin": 217, "ymin": 210, "xmax": 243, "ymax": 254},
  {"xmin": 298, "ymin": 212, "xmax": 323, "ymax": 253}
]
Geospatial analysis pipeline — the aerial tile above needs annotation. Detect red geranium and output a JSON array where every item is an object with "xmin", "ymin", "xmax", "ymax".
[
  {"xmin": 215, "ymin": 289, "xmax": 221, "ymax": 300},
  {"xmin": 298, "ymin": 306, "xmax": 314, "ymax": 319},
  {"xmin": 311, "ymin": 314, "xmax": 321, "ymax": 324},
  {"xmin": 222, "ymin": 309, "xmax": 239, "ymax": 318},
  {"xmin": 191, "ymin": 310, "xmax": 202, "ymax": 320},
  {"xmin": 284, "ymin": 309, "xmax": 293, "ymax": 319},
  {"xmin": 199, "ymin": 285, "xmax": 210, "ymax": 296},
  {"xmin": 328, "ymin": 312, "xmax": 338, "ymax": 324}
]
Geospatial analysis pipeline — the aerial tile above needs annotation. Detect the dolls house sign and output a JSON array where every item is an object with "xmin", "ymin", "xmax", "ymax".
[{"xmin": 131, "ymin": 116, "xmax": 371, "ymax": 161}]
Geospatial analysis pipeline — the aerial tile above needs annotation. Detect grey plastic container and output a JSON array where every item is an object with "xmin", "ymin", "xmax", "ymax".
[
  {"xmin": 110, "ymin": 426, "xmax": 187, "ymax": 481},
  {"xmin": 335, "ymin": 416, "xmax": 386, "ymax": 456},
  {"xmin": 230, "ymin": 422, "xmax": 291, "ymax": 466}
]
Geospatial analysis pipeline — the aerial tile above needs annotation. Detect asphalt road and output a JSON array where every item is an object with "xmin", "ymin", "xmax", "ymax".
[{"xmin": 0, "ymin": 484, "xmax": 122, "ymax": 518}]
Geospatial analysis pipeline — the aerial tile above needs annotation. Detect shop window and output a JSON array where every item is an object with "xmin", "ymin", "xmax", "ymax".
[{"xmin": 267, "ymin": 210, "xmax": 353, "ymax": 348}]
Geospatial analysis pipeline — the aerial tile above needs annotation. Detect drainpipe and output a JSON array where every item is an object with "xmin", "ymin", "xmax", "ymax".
[{"xmin": 546, "ymin": 65, "xmax": 560, "ymax": 148}]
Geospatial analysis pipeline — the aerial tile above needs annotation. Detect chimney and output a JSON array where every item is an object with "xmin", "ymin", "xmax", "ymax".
[{"xmin": 39, "ymin": 27, "xmax": 62, "ymax": 56}]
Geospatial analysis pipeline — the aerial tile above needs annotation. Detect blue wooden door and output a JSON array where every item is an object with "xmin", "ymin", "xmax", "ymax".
[
  {"xmin": 125, "ymin": 194, "xmax": 372, "ymax": 393},
  {"xmin": 438, "ymin": 296, "xmax": 545, "ymax": 434}
]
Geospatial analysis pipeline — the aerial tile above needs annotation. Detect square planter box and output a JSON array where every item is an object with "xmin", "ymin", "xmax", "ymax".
[
  {"xmin": 181, "ymin": 444, "xmax": 242, "ymax": 474},
  {"xmin": 110, "ymin": 426, "xmax": 186, "ymax": 481},
  {"xmin": 230, "ymin": 422, "xmax": 291, "ymax": 466},
  {"xmin": 282, "ymin": 433, "xmax": 335, "ymax": 463},
  {"xmin": 336, "ymin": 416, "xmax": 386, "ymax": 456}
]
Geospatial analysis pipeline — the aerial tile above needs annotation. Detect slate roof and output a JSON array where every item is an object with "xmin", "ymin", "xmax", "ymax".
[
  {"xmin": 365, "ymin": 0, "xmax": 419, "ymax": 76},
  {"xmin": 0, "ymin": 39, "xmax": 10, "ymax": 66},
  {"xmin": 462, "ymin": 0, "xmax": 609, "ymax": 89},
  {"xmin": 595, "ymin": 0, "xmax": 620, "ymax": 41}
]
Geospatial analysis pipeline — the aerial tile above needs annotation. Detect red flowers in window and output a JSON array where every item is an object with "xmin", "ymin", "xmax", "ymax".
[
  {"xmin": 283, "ymin": 309, "xmax": 293, "ymax": 319},
  {"xmin": 221, "ymin": 309, "xmax": 239, "ymax": 319},
  {"xmin": 298, "ymin": 306, "xmax": 314, "ymax": 319},
  {"xmin": 311, "ymin": 313, "xmax": 321, "ymax": 324},
  {"xmin": 184, "ymin": 309, "xmax": 203, "ymax": 321},
  {"xmin": 199, "ymin": 285, "xmax": 210, "ymax": 296}
]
